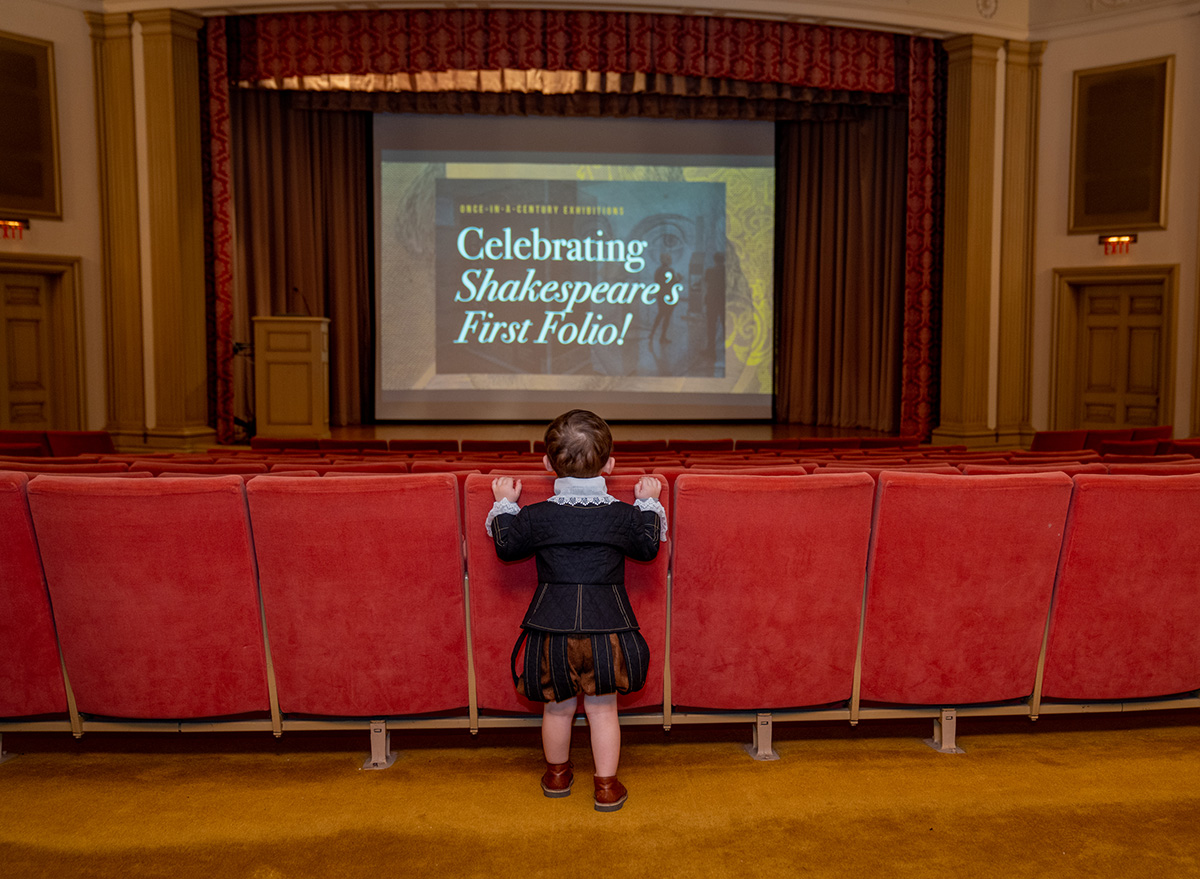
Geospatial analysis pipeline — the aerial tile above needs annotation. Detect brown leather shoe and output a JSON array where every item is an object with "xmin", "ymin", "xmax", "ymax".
[
  {"xmin": 593, "ymin": 775, "xmax": 627, "ymax": 812},
  {"xmin": 542, "ymin": 761, "xmax": 573, "ymax": 797}
]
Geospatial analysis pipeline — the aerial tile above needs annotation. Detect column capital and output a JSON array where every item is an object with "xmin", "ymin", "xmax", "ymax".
[
  {"xmin": 943, "ymin": 34, "xmax": 1005, "ymax": 64},
  {"xmin": 86, "ymin": 12, "xmax": 133, "ymax": 42},
  {"xmin": 132, "ymin": 9, "xmax": 206, "ymax": 41}
]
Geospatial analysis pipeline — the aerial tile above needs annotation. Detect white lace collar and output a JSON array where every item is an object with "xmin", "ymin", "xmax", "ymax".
[{"xmin": 549, "ymin": 475, "xmax": 617, "ymax": 506}]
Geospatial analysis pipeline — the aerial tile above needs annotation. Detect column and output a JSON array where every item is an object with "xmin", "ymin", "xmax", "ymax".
[
  {"xmin": 87, "ymin": 13, "xmax": 146, "ymax": 447},
  {"xmin": 931, "ymin": 35, "xmax": 1004, "ymax": 448},
  {"xmin": 134, "ymin": 9, "xmax": 215, "ymax": 449},
  {"xmin": 994, "ymin": 40, "xmax": 1045, "ymax": 449}
]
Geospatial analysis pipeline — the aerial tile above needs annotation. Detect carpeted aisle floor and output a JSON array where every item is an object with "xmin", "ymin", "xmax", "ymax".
[{"xmin": 2, "ymin": 714, "xmax": 1199, "ymax": 878}]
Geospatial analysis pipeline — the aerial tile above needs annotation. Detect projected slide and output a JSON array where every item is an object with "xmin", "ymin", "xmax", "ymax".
[{"xmin": 375, "ymin": 116, "xmax": 775, "ymax": 421}]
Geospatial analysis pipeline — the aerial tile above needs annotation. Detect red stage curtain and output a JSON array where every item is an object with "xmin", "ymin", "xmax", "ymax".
[
  {"xmin": 202, "ymin": 11, "xmax": 944, "ymax": 438},
  {"xmin": 231, "ymin": 11, "xmax": 897, "ymax": 93}
]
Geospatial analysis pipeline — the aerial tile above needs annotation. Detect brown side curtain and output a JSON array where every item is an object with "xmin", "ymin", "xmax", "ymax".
[
  {"xmin": 231, "ymin": 89, "xmax": 371, "ymax": 430},
  {"xmin": 774, "ymin": 108, "xmax": 906, "ymax": 430}
]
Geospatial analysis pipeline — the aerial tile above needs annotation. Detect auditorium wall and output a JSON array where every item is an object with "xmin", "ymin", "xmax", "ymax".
[
  {"xmin": 1, "ymin": 0, "xmax": 105, "ymax": 430},
  {"xmin": 1032, "ymin": 10, "xmax": 1200, "ymax": 436},
  {"xmin": 2, "ymin": 0, "xmax": 1198, "ymax": 438}
]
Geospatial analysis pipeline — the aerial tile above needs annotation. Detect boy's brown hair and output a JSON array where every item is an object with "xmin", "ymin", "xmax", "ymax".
[{"xmin": 543, "ymin": 409, "xmax": 612, "ymax": 477}]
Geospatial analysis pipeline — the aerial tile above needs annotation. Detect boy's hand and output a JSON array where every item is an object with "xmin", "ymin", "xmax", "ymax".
[
  {"xmin": 634, "ymin": 475, "xmax": 661, "ymax": 500},
  {"xmin": 492, "ymin": 476, "xmax": 522, "ymax": 503}
]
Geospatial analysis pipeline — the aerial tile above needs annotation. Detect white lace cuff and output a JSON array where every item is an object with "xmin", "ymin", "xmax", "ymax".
[
  {"xmin": 635, "ymin": 497, "xmax": 669, "ymax": 541},
  {"xmin": 485, "ymin": 498, "xmax": 521, "ymax": 536}
]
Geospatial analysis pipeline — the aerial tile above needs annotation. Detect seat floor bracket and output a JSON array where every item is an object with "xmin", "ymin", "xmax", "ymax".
[
  {"xmin": 362, "ymin": 721, "xmax": 396, "ymax": 770},
  {"xmin": 743, "ymin": 712, "xmax": 780, "ymax": 761},
  {"xmin": 924, "ymin": 708, "xmax": 965, "ymax": 754}
]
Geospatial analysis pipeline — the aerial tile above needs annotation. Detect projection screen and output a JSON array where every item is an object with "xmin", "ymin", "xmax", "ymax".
[{"xmin": 374, "ymin": 114, "xmax": 775, "ymax": 421}]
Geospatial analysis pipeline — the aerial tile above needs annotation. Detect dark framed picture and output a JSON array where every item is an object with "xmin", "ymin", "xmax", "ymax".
[
  {"xmin": 0, "ymin": 30, "xmax": 61, "ymax": 220},
  {"xmin": 1068, "ymin": 56, "xmax": 1172, "ymax": 234}
]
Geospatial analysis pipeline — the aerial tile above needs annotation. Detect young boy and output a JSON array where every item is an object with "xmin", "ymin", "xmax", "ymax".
[{"xmin": 485, "ymin": 409, "xmax": 666, "ymax": 812}]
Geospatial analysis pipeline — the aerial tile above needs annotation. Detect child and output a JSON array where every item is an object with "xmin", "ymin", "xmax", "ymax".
[{"xmin": 486, "ymin": 409, "xmax": 666, "ymax": 812}]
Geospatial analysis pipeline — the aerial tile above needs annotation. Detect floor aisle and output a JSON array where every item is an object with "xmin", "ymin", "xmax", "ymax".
[{"xmin": 2, "ymin": 714, "xmax": 1198, "ymax": 878}]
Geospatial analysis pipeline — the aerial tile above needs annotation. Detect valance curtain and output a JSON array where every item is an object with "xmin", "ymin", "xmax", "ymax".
[{"xmin": 203, "ymin": 11, "xmax": 944, "ymax": 440}]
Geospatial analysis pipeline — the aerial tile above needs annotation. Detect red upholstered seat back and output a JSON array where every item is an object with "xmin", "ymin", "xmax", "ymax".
[
  {"xmin": 1041, "ymin": 474, "xmax": 1200, "ymax": 700},
  {"xmin": 0, "ymin": 472, "xmax": 68, "ymax": 717},
  {"xmin": 247, "ymin": 474, "xmax": 467, "ymax": 716},
  {"xmin": 670, "ymin": 473, "xmax": 875, "ymax": 709},
  {"xmin": 27, "ymin": 475, "xmax": 269, "ymax": 719},
  {"xmin": 268, "ymin": 461, "xmax": 410, "ymax": 474},
  {"xmin": 463, "ymin": 473, "xmax": 669, "ymax": 714},
  {"xmin": 129, "ymin": 460, "xmax": 269, "ymax": 475},
  {"xmin": 1029, "ymin": 429, "xmax": 1088, "ymax": 452},
  {"xmin": 859, "ymin": 472, "xmax": 1073, "ymax": 705},
  {"xmin": 45, "ymin": 430, "xmax": 116, "ymax": 456},
  {"xmin": 0, "ymin": 462, "xmax": 128, "ymax": 474}
]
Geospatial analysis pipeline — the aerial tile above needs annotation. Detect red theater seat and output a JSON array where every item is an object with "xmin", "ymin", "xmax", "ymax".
[
  {"xmin": 1105, "ymin": 462, "xmax": 1200, "ymax": 475},
  {"xmin": 0, "ymin": 443, "xmax": 45, "ymax": 457},
  {"xmin": 317, "ymin": 438, "xmax": 389, "ymax": 451},
  {"xmin": 1131, "ymin": 425, "xmax": 1173, "ymax": 441},
  {"xmin": 683, "ymin": 464, "xmax": 812, "ymax": 475},
  {"xmin": 45, "ymin": 430, "xmax": 116, "ymax": 456},
  {"xmin": 1083, "ymin": 428, "xmax": 1134, "ymax": 453},
  {"xmin": 268, "ymin": 461, "xmax": 410, "ymax": 474},
  {"xmin": 1099, "ymin": 439, "xmax": 1159, "ymax": 456},
  {"xmin": 858, "ymin": 472, "xmax": 1072, "ymax": 705},
  {"xmin": 247, "ymin": 474, "xmax": 468, "ymax": 716},
  {"xmin": 461, "ymin": 439, "xmax": 531, "ymax": 454},
  {"xmin": 0, "ymin": 462, "xmax": 129, "ymax": 474},
  {"xmin": 462, "ymin": 473, "xmax": 669, "ymax": 715},
  {"xmin": 27, "ymin": 476, "xmax": 270, "ymax": 719},
  {"xmin": 961, "ymin": 463, "xmax": 1107, "ymax": 476},
  {"xmin": 251, "ymin": 436, "xmax": 321, "ymax": 451},
  {"xmin": 1040, "ymin": 474, "xmax": 1200, "ymax": 701},
  {"xmin": 817, "ymin": 463, "xmax": 962, "ymax": 480},
  {"xmin": 670, "ymin": 473, "xmax": 875, "ymax": 709},
  {"xmin": 666, "ymin": 438, "xmax": 735, "ymax": 452},
  {"xmin": 733, "ymin": 438, "xmax": 802, "ymax": 452},
  {"xmin": 612, "ymin": 439, "xmax": 669, "ymax": 452},
  {"xmin": 0, "ymin": 473, "xmax": 69, "ymax": 719},
  {"xmin": 389, "ymin": 439, "xmax": 459, "ymax": 453},
  {"xmin": 1028, "ymin": 429, "xmax": 1088, "ymax": 452},
  {"xmin": 129, "ymin": 461, "xmax": 269, "ymax": 476},
  {"xmin": 0, "ymin": 430, "xmax": 52, "ymax": 456},
  {"xmin": 858, "ymin": 436, "xmax": 921, "ymax": 449}
]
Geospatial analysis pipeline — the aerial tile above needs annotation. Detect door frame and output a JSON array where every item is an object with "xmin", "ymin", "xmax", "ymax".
[
  {"xmin": 0, "ymin": 252, "xmax": 86, "ymax": 429},
  {"xmin": 1050, "ymin": 264, "xmax": 1178, "ymax": 430}
]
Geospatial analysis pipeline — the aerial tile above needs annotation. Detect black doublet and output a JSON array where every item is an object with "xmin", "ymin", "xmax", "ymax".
[
  {"xmin": 491, "ymin": 500, "xmax": 661, "ymax": 634},
  {"xmin": 491, "ymin": 497, "xmax": 661, "ymax": 702}
]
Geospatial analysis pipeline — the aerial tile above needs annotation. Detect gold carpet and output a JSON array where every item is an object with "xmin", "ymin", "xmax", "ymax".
[{"xmin": 2, "ymin": 713, "xmax": 1198, "ymax": 878}]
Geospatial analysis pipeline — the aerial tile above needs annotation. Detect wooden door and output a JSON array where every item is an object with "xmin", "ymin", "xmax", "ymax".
[
  {"xmin": 1073, "ymin": 281, "xmax": 1167, "ymax": 428},
  {"xmin": 0, "ymin": 267, "xmax": 80, "ymax": 429}
]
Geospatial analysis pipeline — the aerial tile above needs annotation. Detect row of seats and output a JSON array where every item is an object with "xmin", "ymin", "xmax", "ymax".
[
  {"xmin": 250, "ymin": 435, "xmax": 927, "ymax": 454},
  {"xmin": 4, "ymin": 469, "xmax": 1200, "ymax": 757},
  {"xmin": 1029, "ymin": 426, "xmax": 1197, "ymax": 456},
  {"xmin": 3, "ymin": 454, "xmax": 1199, "ymax": 481},
  {"xmin": 0, "ymin": 429, "xmax": 116, "ymax": 458}
]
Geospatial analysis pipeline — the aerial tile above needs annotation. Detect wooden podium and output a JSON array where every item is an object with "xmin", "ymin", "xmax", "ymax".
[{"xmin": 252, "ymin": 316, "xmax": 330, "ymax": 438}]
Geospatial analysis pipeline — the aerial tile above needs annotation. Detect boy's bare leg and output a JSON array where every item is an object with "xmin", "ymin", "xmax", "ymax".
[
  {"xmin": 582, "ymin": 693, "xmax": 620, "ymax": 776},
  {"xmin": 542, "ymin": 696, "xmax": 578, "ymax": 764}
]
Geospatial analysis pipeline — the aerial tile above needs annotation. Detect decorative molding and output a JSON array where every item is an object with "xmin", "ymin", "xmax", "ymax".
[{"xmin": 1089, "ymin": 0, "xmax": 1158, "ymax": 9}]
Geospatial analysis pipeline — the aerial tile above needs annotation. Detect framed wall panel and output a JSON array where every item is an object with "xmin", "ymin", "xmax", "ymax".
[
  {"xmin": 1068, "ymin": 56, "xmax": 1172, "ymax": 234},
  {"xmin": 0, "ymin": 31, "xmax": 61, "ymax": 220}
]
